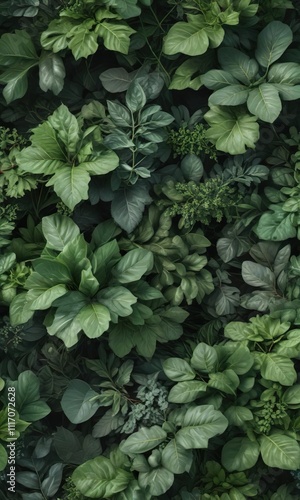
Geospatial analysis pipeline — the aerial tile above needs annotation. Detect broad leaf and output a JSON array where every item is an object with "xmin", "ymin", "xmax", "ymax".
[
  {"xmin": 112, "ymin": 248, "xmax": 153, "ymax": 283},
  {"xmin": 261, "ymin": 353, "xmax": 296, "ymax": 386},
  {"xmin": 260, "ymin": 433, "xmax": 300, "ymax": 469},
  {"xmin": 72, "ymin": 456, "xmax": 132, "ymax": 498},
  {"xmin": 175, "ymin": 405, "xmax": 228, "ymax": 449},
  {"xmin": 42, "ymin": 214, "xmax": 80, "ymax": 250},
  {"xmin": 255, "ymin": 21, "xmax": 293, "ymax": 68},
  {"xmin": 204, "ymin": 106, "xmax": 259, "ymax": 154},
  {"xmin": 163, "ymin": 358, "xmax": 196, "ymax": 382},
  {"xmin": 191, "ymin": 343, "xmax": 218, "ymax": 373},
  {"xmin": 222, "ymin": 437, "xmax": 260, "ymax": 471},
  {"xmin": 168, "ymin": 381, "xmax": 207, "ymax": 403},
  {"xmin": 138, "ymin": 467, "xmax": 174, "ymax": 496},
  {"xmin": 120, "ymin": 426, "xmax": 167, "ymax": 454},
  {"xmin": 242, "ymin": 261, "xmax": 275, "ymax": 290},
  {"xmin": 218, "ymin": 47, "xmax": 259, "ymax": 84},
  {"xmin": 78, "ymin": 303, "xmax": 111, "ymax": 338},
  {"xmin": 247, "ymin": 84, "xmax": 282, "ymax": 123},
  {"xmin": 46, "ymin": 166, "xmax": 90, "ymax": 210},
  {"xmin": 161, "ymin": 439, "xmax": 193, "ymax": 474},
  {"xmin": 163, "ymin": 21, "xmax": 209, "ymax": 56},
  {"xmin": 61, "ymin": 379, "xmax": 100, "ymax": 424},
  {"xmin": 38, "ymin": 52, "xmax": 65, "ymax": 95}
]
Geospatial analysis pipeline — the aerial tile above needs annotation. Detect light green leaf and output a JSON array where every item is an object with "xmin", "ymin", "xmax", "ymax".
[
  {"xmin": 255, "ymin": 21, "xmax": 293, "ymax": 68},
  {"xmin": 209, "ymin": 85, "xmax": 249, "ymax": 106},
  {"xmin": 202, "ymin": 69, "xmax": 239, "ymax": 90},
  {"xmin": 78, "ymin": 303, "xmax": 111, "ymax": 339},
  {"xmin": 260, "ymin": 433, "xmax": 300, "ymax": 469},
  {"xmin": 82, "ymin": 149, "xmax": 119, "ymax": 175},
  {"xmin": 261, "ymin": 353, "xmax": 296, "ymax": 386},
  {"xmin": 61, "ymin": 379, "xmax": 100, "ymax": 424},
  {"xmin": 72, "ymin": 456, "xmax": 132, "ymax": 498},
  {"xmin": 272, "ymin": 83, "xmax": 300, "ymax": 101},
  {"xmin": 96, "ymin": 22, "xmax": 135, "ymax": 54},
  {"xmin": 161, "ymin": 439, "xmax": 193, "ymax": 474},
  {"xmin": 208, "ymin": 370, "xmax": 240, "ymax": 395},
  {"xmin": 120, "ymin": 426, "xmax": 167, "ymax": 454},
  {"xmin": 27, "ymin": 284, "xmax": 68, "ymax": 310},
  {"xmin": 175, "ymin": 405, "xmax": 228, "ymax": 449},
  {"xmin": 191, "ymin": 343, "xmax": 218, "ymax": 373},
  {"xmin": 247, "ymin": 84, "xmax": 282, "ymax": 123},
  {"xmin": 139, "ymin": 467, "xmax": 174, "ymax": 496},
  {"xmin": 224, "ymin": 406, "xmax": 253, "ymax": 427},
  {"xmin": 168, "ymin": 381, "xmax": 207, "ymax": 403},
  {"xmin": 9, "ymin": 292, "xmax": 35, "ymax": 326},
  {"xmin": 46, "ymin": 165, "xmax": 90, "ymax": 210},
  {"xmin": 17, "ymin": 121, "xmax": 67, "ymax": 174},
  {"xmin": 204, "ymin": 105, "xmax": 259, "ymax": 154},
  {"xmin": 42, "ymin": 214, "xmax": 80, "ymax": 250},
  {"xmin": 40, "ymin": 18, "xmax": 78, "ymax": 53},
  {"xmin": 0, "ymin": 30, "xmax": 38, "ymax": 66},
  {"xmin": 97, "ymin": 286, "xmax": 137, "ymax": 318},
  {"xmin": 268, "ymin": 62, "xmax": 300, "ymax": 85},
  {"xmin": 218, "ymin": 47, "xmax": 259, "ymax": 84},
  {"xmin": 47, "ymin": 292, "xmax": 88, "ymax": 348},
  {"xmin": 163, "ymin": 358, "xmax": 196, "ymax": 382},
  {"xmin": 163, "ymin": 21, "xmax": 209, "ymax": 56},
  {"xmin": 68, "ymin": 27, "xmax": 98, "ymax": 60},
  {"xmin": 222, "ymin": 437, "xmax": 260, "ymax": 472},
  {"xmin": 112, "ymin": 248, "xmax": 153, "ymax": 283},
  {"xmin": 39, "ymin": 52, "xmax": 65, "ymax": 95}
]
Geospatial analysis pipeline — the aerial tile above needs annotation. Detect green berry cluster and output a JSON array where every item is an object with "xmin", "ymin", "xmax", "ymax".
[
  {"xmin": 60, "ymin": 476, "xmax": 86, "ymax": 500},
  {"xmin": 0, "ymin": 320, "xmax": 24, "ymax": 352},
  {"xmin": 122, "ymin": 379, "xmax": 168, "ymax": 434},
  {"xmin": 253, "ymin": 401, "xmax": 288, "ymax": 434},
  {"xmin": 56, "ymin": 201, "xmax": 74, "ymax": 217},
  {"xmin": 168, "ymin": 123, "xmax": 217, "ymax": 160},
  {"xmin": 167, "ymin": 178, "xmax": 239, "ymax": 227}
]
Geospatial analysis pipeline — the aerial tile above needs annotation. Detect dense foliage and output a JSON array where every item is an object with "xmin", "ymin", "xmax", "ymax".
[{"xmin": 1, "ymin": 0, "xmax": 300, "ymax": 498}]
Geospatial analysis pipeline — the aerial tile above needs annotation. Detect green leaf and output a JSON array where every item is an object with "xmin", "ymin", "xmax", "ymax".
[
  {"xmin": 168, "ymin": 381, "xmax": 207, "ymax": 403},
  {"xmin": 260, "ymin": 433, "xmax": 300, "ymax": 469},
  {"xmin": 202, "ymin": 69, "xmax": 239, "ymax": 90},
  {"xmin": 40, "ymin": 18, "xmax": 78, "ymax": 53},
  {"xmin": 42, "ymin": 214, "xmax": 80, "ymax": 250},
  {"xmin": 208, "ymin": 370, "xmax": 240, "ymax": 395},
  {"xmin": 27, "ymin": 283, "xmax": 68, "ymax": 310},
  {"xmin": 261, "ymin": 353, "xmax": 296, "ymax": 386},
  {"xmin": 175, "ymin": 405, "xmax": 228, "ymax": 449},
  {"xmin": 0, "ymin": 30, "xmax": 38, "ymax": 66},
  {"xmin": 218, "ymin": 47, "xmax": 259, "ymax": 85},
  {"xmin": 47, "ymin": 292, "xmax": 88, "ymax": 347},
  {"xmin": 120, "ymin": 426, "xmax": 167, "ymax": 454},
  {"xmin": 268, "ymin": 62, "xmax": 300, "ymax": 85},
  {"xmin": 100, "ymin": 68, "xmax": 132, "ymax": 93},
  {"xmin": 242, "ymin": 261, "xmax": 275, "ymax": 290},
  {"xmin": 255, "ymin": 21, "xmax": 293, "ymax": 68},
  {"xmin": 41, "ymin": 463, "xmax": 63, "ymax": 498},
  {"xmin": 9, "ymin": 292, "xmax": 35, "ymax": 326},
  {"xmin": 111, "ymin": 183, "xmax": 152, "ymax": 233},
  {"xmin": 256, "ymin": 207, "xmax": 296, "ymax": 241},
  {"xmin": 138, "ymin": 467, "xmax": 174, "ymax": 496},
  {"xmin": 47, "ymin": 104, "xmax": 80, "ymax": 154},
  {"xmin": 78, "ymin": 303, "xmax": 111, "ymax": 339},
  {"xmin": 112, "ymin": 248, "xmax": 153, "ymax": 283},
  {"xmin": 68, "ymin": 27, "xmax": 98, "ymax": 60},
  {"xmin": 10, "ymin": 370, "xmax": 50, "ymax": 422},
  {"xmin": 191, "ymin": 343, "xmax": 218, "ymax": 373},
  {"xmin": 96, "ymin": 22, "xmax": 135, "ymax": 54},
  {"xmin": 204, "ymin": 106, "xmax": 259, "ymax": 154},
  {"xmin": 222, "ymin": 437, "xmax": 260, "ymax": 472},
  {"xmin": 163, "ymin": 21, "xmax": 209, "ymax": 56},
  {"xmin": 224, "ymin": 406, "xmax": 253, "ymax": 427},
  {"xmin": 39, "ymin": 52, "xmax": 65, "ymax": 95},
  {"xmin": 209, "ymin": 85, "xmax": 249, "ymax": 106},
  {"xmin": 72, "ymin": 456, "xmax": 132, "ymax": 498},
  {"xmin": 126, "ymin": 82, "xmax": 146, "ymax": 112},
  {"xmin": 46, "ymin": 166, "xmax": 90, "ymax": 210},
  {"xmin": 0, "ymin": 252, "xmax": 16, "ymax": 274},
  {"xmin": 247, "ymin": 84, "xmax": 282, "ymax": 123},
  {"xmin": 161, "ymin": 439, "xmax": 193, "ymax": 474},
  {"xmin": 163, "ymin": 358, "xmax": 196, "ymax": 382},
  {"xmin": 97, "ymin": 286, "xmax": 137, "ymax": 318},
  {"xmin": 61, "ymin": 379, "xmax": 100, "ymax": 424},
  {"xmin": 282, "ymin": 385, "xmax": 300, "ymax": 406},
  {"xmin": 1, "ymin": 63, "xmax": 37, "ymax": 104}
]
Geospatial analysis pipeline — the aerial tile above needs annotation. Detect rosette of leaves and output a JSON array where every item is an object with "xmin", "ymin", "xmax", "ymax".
[
  {"xmin": 162, "ymin": 0, "xmax": 257, "ymax": 56},
  {"xmin": 119, "ymin": 203, "xmax": 214, "ymax": 307},
  {"xmin": 16, "ymin": 104, "xmax": 119, "ymax": 210},
  {"xmin": 70, "ymin": 405, "xmax": 228, "ymax": 498},
  {"xmin": 40, "ymin": 0, "xmax": 139, "ymax": 60},
  {"xmin": 89, "ymin": 79, "xmax": 174, "ymax": 233},
  {"xmin": 0, "ymin": 252, "xmax": 31, "ymax": 305},
  {"xmin": 8, "ymin": 214, "xmax": 188, "ymax": 355},
  {"xmin": 202, "ymin": 21, "xmax": 300, "ymax": 153}
]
